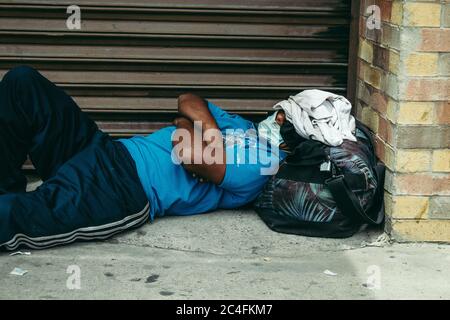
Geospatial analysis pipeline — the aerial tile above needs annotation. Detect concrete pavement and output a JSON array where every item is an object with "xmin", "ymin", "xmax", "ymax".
[{"xmin": 1, "ymin": 209, "xmax": 449, "ymax": 300}]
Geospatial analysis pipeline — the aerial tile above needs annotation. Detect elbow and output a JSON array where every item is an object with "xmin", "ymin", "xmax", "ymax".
[
  {"xmin": 178, "ymin": 93, "xmax": 202, "ymax": 113},
  {"xmin": 178, "ymin": 93, "xmax": 197, "ymax": 104},
  {"xmin": 178, "ymin": 93, "xmax": 194, "ymax": 109}
]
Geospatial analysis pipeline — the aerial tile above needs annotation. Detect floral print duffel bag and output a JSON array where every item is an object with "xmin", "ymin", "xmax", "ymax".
[{"xmin": 254, "ymin": 121, "xmax": 385, "ymax": 238}]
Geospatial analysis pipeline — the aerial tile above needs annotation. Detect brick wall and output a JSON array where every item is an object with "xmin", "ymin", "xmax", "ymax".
[{"xmin": 356, "ymin": 0, "xmax": 449, "ymax": 241}]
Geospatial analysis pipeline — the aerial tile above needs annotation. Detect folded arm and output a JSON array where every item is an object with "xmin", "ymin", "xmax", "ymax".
[
  {"xmin": 172, "ymin": 94, "xmax": 226, "ymax": 185},
  {"xmin": 177, "ymin": 93, "xmax": 219, "ymax": 139}
]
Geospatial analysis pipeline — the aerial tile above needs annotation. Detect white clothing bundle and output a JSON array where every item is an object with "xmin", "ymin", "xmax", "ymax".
[{"xmin": 274, "ymin": 89, "xmax": 357, "ymax": 146}]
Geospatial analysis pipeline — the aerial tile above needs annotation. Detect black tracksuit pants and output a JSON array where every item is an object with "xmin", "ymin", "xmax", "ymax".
[{"xmin": 0, "ymin": 66, "xmax": 149, "ymax": 251}]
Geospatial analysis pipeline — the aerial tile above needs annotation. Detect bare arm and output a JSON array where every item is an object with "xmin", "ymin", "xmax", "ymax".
[
  {"xmin": 177, "ymin": 93, "xmax": 219, "ymax": 142},
  {"xmin": 172, "ymin": 116, "xmax": 226, "ymax": 185}
]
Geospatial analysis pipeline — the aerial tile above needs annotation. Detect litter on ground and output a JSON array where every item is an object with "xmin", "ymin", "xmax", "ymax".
[
  {"xmin": 10, "ymin": 267, "xmax": 28, "ymax": 276},
  {"xmin": 323, "ymin": 270, "xmax": 338, "ymax": 276}
]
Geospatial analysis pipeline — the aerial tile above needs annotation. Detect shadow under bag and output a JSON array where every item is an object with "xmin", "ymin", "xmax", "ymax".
[{"xmin": 254, "ymin": 120, "xmax": 385, "ymax": 238}]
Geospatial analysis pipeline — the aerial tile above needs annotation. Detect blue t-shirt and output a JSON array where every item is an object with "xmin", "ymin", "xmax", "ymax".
[{"xmin": 119, "ymin": 101, "xmax": 285, "ymax": 219}]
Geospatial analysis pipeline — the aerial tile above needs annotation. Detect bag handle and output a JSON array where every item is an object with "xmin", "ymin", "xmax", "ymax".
[{"xmin": 325, "ymin": 163, "xmax": 385, "ymax": 225}]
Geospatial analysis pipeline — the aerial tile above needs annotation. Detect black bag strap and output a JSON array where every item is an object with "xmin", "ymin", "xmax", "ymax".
[
  {"xmin": 325, "ymin": 163, "xmax": 385, "ymax": 225},
  {"xmin": 355, "ymin": 120, "xmax": 377, "ymax": 164}
]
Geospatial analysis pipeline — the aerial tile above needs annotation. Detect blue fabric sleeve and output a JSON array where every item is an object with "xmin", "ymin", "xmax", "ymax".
[
  {"xmin": 207, "ymin": 101, "xmax": 229, "ymax": 119},
  {"xmin": 207, "ymin": 101, "xmax": 255, "ymax": 131}
]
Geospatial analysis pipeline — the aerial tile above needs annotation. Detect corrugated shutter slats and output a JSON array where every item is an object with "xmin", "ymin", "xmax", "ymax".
[{"xmin": 0, "ymin": 0, "xmax": 351, "ymax": 138}]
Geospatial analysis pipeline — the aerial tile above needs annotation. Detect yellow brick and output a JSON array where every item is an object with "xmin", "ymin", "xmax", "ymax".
[
  {"xmin": 391, "ymin": 196, "xmax": 429, "ymax": 219},
  {"xmin": 391, "ymin": 1, "xmax": 403, "ymax": 25},
  {"xmin": 384, "ymin": 192, "xmax": 394, "ymax": 217},
  {"xmin": 405, "ymin": 53, "xmax": 439, "ymax": 76},
  {"xmin": 398, "ymin": 102, "xmax": 434, "ymax": 124},
  {"xmin": 364, "ymin": 66, "xmax": 382, "ymax": 89},
  {"xmin": 361, "ymin": 107, "xmax": 379, "ymax": 133},
  {"xmin": 396, "ymin": 150, "xmax": 431, "ymax": 173},
  {"xmin": 384, "ymin": 144, "xmax": 396, "ymax": 171},
  {"xmin": 391, "ymin": 220, "xmax": 450, "ymax": 242},
  {"xmin": 386, "ymin": 99, "xmax": 398, "ymax": 123},
  {"xmin": 389, "ymin": 50, "xmax": 400, "ymax": 75},
  {"xmin": 432, "ymin": 150, "xmax": 450, "ymax": 172},
  {"xmin": 404, "ymin": 3, "xmax": 441, "ymax": 27},
  {"xmin": 359, "ymin": 39, "xmax": 373, "ymax": 63}
]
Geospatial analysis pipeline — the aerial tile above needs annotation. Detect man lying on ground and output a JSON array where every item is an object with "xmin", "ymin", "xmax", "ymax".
[{"xmin": 0, "ymin": 66, "xmax": 287, "ymax": 251}]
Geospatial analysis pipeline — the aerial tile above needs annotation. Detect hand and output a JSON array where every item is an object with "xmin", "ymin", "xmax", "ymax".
[
  {"xmin": 173, "ymin": 117, "xmax": 191, "ymax": 128},
  {"xmin": 279, "ymin": 143, "xmax": 291, "ymax": 152}
]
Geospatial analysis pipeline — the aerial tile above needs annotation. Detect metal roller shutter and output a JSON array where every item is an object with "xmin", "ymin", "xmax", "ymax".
[{"xmin": 0, "ymin": 0, "xmax": 353, "ymax": 139}]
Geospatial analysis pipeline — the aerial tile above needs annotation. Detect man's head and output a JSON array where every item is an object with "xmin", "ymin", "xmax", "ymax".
[
  {"xmin": 275, "ymin": 110, "xmax": 286, "ymax": 126},
  {"xmin": 257, "ymin": 110, "xmax": 287, "ymax": 149}
]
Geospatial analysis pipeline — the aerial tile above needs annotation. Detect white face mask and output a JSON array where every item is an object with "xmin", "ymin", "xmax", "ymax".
[{"xmin": 257, "ymin": 112, "xmax": 284, "ymax": 146}]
